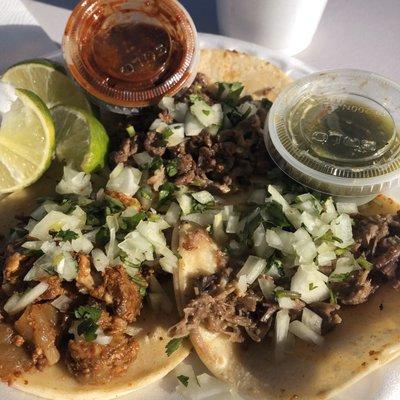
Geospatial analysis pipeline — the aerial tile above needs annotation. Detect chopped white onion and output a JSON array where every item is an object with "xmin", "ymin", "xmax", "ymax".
[
  {"xmin": 30, "ymin": 211, "xmax": 83, "ymax": 241},
  {"xmin": 330, "ymin": 214, "xmax": 355, "ymax": 248},
  {"xmin": 184, "ymin": 112, "xmax": 204, "ymax": 136},
  {"xmin": 174, "ymin": 102, "xmax": 189, "ymax": 122},
  {"xmin": 164, "ymin": 202, "xmax": 181, "ymax": 226},
  {"xmin": 302, "ymin": 308, "xmax": 322, "ymax": 335},
  {"xmin": 158, "ymin": 96, "xmax": 175, "ymax": 113},
  {"xmin": 166, "ymin": 123, "xmax": 185, "ymax": 147},
  {"xmin": 71, "ymin": 236, "xmax": 93, "ymax": 253},
  {"xmin": 4, "ymin": 282, "xmax": 49, "ymax": 315},
  {"xmin": 56, "ymin": 165, "xmax": 92, "ymax": 196},
  {"xmin": 191, "ymin": 190, "xmax": 214, "ymax": 204},
  {"xmin": 336, "ymin": 202, "xmax": 358, "ymax": 215},
  {"xmin": 51, "ymin": 295, "xmax": 72, "ymax": 312},
  {"xmin": 278, "ymin": 296, "xmax": 298, "ymax": 309},
  {"xmin": 125, "ymin": 325, "xmax": 143, "ymax": 337},
  {"xmin": 106, "ymin": 163, "xmax": 142, "ymax": 197},
  {"xmin": 94, "ymin": 328, "xmax": 112, "ymax": 346},
  {"xmin": 226, "ymin": 214, "xmax": 240, "ymax": 234},
  {"xmin": 133, "ymin": 151, "xmax": 153, "ymax": 167},
  {"xmin": 136, "ymin": 220, "xmax": 167, "ymax": 253},
  {"xmin": 275, "ymin": 309, "xmax": 290, "ymax": 350},
  {"xmin": 237, "ymin": 255, "xmax": 267, "ymax": 285},
  {"xmin": 181, "ymin": 212, "xmax": 216, "ymax": 226},
  {"xmin": 289, "ymin": 320, "xmax": 324, "ymax": 345},
  {"xmin": 222, "ymin": 205, "xmax": 234, "ymax": 221},
  {"xmin": 91, "ymin": 248, "xmax": 109, "ymax": 272},
  {"xmin": 290, "ymin": 265, "xmax": 329, "ymax": 304},
  {"xmin": 177, "ymin": 193, "xmax": 192, "ymax": 215},
  {"xmin": 212, "ymin": 212, "xmax": 227, "ymax": 244},
  {"xmin": 53, "ymin": 251, "xmax": 78, "ymax": 281},
  {"xmin": 258, "ymin": 275, "xmax": 276, "ymax": 300}
]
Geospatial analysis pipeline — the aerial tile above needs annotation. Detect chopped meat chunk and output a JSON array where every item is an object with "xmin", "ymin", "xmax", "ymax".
[
  {"xmin": 331, "ymin": 270, "xmax": 377, "ymax": 305},
  {"xmin": 3, "ymin": 252, "xmax": 26, "ymax": 284},
  {"xmin": 0, "ymin": 323, "xmax": 33, "ymax": 384},
  {"xmin": 105, "ymin": 189, "xmax": 141, "ymax": 209},
  {"xmin": 76, "ymin": 254, "xmax": 95, "ymax": 292},
  {"xmin": 109, "ymin": 136, "xmax": 138, "ymax": 165},
  {"xmin": 67, "ymin": 334, "xmax": 139, "ymax": 385},
  {"xmin": 15, "ymin": 304, "xmax": 60, "ymax": 367},
  {"xmin": 144, "ymin": 131, "xmax": 166, "ymax": 157},
  {"xmin": 372, "ymin": 236, "xmax": 400, "ymax": 280},
  {"xmin": 39, "ymin": 276, "xmax": 65, "ymax": 301},
  {"xmin": 147, "ymin": 166, "xmax": 165, "ymax": 190},
  {"xmin": 93, "ymin": 266, "xmax": 142, "ymax": 323}
]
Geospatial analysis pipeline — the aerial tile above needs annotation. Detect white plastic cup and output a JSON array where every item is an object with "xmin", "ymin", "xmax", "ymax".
[{"xmin": 216, "ymin": 0, "xmax": 327, "ymax": 55}]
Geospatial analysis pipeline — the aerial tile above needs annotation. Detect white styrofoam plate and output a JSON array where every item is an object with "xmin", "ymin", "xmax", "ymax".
[{"xmin": 1, "ymin": 32, "xmax": 399, "ymax": 400}]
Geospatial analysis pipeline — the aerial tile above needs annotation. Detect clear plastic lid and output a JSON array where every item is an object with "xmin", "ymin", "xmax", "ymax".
[
  {"xmin": 265, "ymin": 69, "xmax": 400, "ymax": 196},
  {"xmin": 63, "ymin": 0, "xmax": 199, "ymax": 112}
]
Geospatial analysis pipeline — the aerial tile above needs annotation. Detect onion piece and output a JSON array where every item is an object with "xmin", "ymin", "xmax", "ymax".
[
  {"xmin": 91, "ymin": 248, "xmax": 109, "ymax": 272},
  {"xmin": 56, "ymin": 165, "xmax": 92, "ymax": 196},
  {"xmin": 181, "ymin": 212, "xmax": 216, "ymax": 227},
  {"xmin": 191, "ymin": 190, "xmax": 215, "ymax": 205},
  {"xmin": 336, "ymin": 202, "xmax": 358, "ymax": 215},
  {"xmin": 302, "ymin": 308, "xmax": 322, "ymax": 335},
  {"xmin": 106, "ymin": 163, "xmax": 142, "ymax": 197},
  {"xmin": 237, "ymin": 255, "xmax": 267, "ymax": 285},
  {"xmin": 289, "ymin": 320, "xmax": 324, "ymax": 345},
  {"xmin": 275, "ymin": 309, "xmax": 290, "ymax": 351},
  {"xmin": 165, "ymin": 202, "xmax": 181, "ymax": 226},
  {"xmin": 51, "ymin": 295, "xmax": 72, "ymax": 312},
  {"xmin": 133, "ymin": 151, "xmax": 153, "ymax": 167},
  {"xmin": 226, "ymin": 214, "xmax": 239, "ymax": 234},
  {"xmin": 125, "ymin": 325, "xmax": 143, "ymax": 337},
  {"xmin": 4, "ymin": 282, "xmax": 49, "ymax": 315},
  {"xmin": 177, "ymin": 193, "xmax": 192, "ymax": 215},
  {"xmin": 213, "ymin": 212, "xmax": 227, "ymax": 244},
  {"xmin": 258, "ymin": 275, "xmax": 276, "ymax": 300}
]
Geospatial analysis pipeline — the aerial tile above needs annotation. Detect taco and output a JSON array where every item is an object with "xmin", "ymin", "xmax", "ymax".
[{"xmin": 171, "ymin": 193, "xmax": 400, "ymax": 400}]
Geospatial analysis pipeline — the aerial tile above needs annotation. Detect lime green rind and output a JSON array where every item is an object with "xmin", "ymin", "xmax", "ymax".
[{"xmin": 2, "ymin": 62, "xmax": 92, "ymax": 113}]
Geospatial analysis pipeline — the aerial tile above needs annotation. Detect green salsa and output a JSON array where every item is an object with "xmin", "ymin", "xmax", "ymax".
[{"xmin": 288, "ymin": 95, "xmax": 396, "ymax": 166}]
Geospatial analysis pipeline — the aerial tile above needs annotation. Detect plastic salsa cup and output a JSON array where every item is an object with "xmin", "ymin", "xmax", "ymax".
[
  {"xmin": 63, "ymin": 0, "xmax": 199, "ymax": 114},
  {"xmin": 265, "ymin": 69, "xmax": 400, "ymax": 197}
]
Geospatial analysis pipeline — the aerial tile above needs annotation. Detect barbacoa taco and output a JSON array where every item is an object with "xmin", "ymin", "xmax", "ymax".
[{"xmin": 0, "ymin": 48, "xmax": 291, "ymax": 399}]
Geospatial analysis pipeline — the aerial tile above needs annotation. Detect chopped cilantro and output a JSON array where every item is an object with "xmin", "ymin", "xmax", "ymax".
[
  {"xmin": 162, "ymin": 128, "xmax": 174, "ymax": 140},
  {"xmin": 105, "ymin": 195, "xmax": 125, "ymax": 214},
  {"xmin": 191, "ymin": 199, "xmax": 214, "ymax": 214},
  {"xmin": 177, "ymin": 375, "xmax": 189, "ymax": 387},
  {"xmin": 217, "ymin": 82, "xmax": 244, "ymax": 105},
  {"xmin": 329, "ymin": 288, "xmax": 338, "ymax": 304},
  {"xmin": 126, "ymin": 125, "xmax": 136, "ymax": 137},
  {"xmin": 275, "ymin": 289, "xmax": 301, "ymax": 299},
  {"xmin": 260, "ymin": 201, "xmax": 292, "ymax": 229},
  {"xmin": 165, "ymin": 338, "xmax": 182, "ymax": 356},
  {"xmin": 74, "ymin": 305, "xmax": 101, "ymax": 342},
  {"xmin": 268, "ymin": 257, "xmax": 285, "ymax": 277},
  {"xmin": 95, "ymin": 227, "xmax": 110, "ymax": 247},
  {"xmin": 357, "ymin": 255, "xmax": 373, "ymax": 270},
  {"xmin": 158, "ymin": 182, "xmax": 176, "ymax": 205},
  {"xmin": 82, "ymin": 200, "xmax": 105, "ymax": 226},
  {"xmin": 166, "ymin": 159, "xmax": 179, "ymax": 177},
  {"xmin": 202, "ymin": 109, "xmax": 210, "ymax": 116},
  {"xmin": 335, "ymin": 248, "xmax": 348, "ymax": 256},
  {"xmin": 309, "ymin": 282, "xmax": 318, "ymax": 291},
  {"xmin": 49, "ymin": 229, "xmax": 78, "ymax": 242},
  {"xmin": 138, "ymin": 186, "xmax": 152, "ymax": 201},
  {"xmin": 77, "ymin": 319, "xmax": 98, "ymax": 342},
  {"xmin": 330, "ymin": 272, "xmax": 353, "ymax": 281},
  {"xmin": 122, "ymin": 212, "xmax": 147, "ymax": 231},
  {"xmin": 320, "ymin": 231, "xmax": 343, "ymax": 243},
  {"xmin": 58, "ymin": 198, "xmax": 78, "ymax": 214},
  {"xmin": 189, "ymin": 94, "xmax": 203, "ymax": 103},
  {"xmin": 150, "ymin": 156, "xmax": 163, "ymax": 171},
  {"xmin": 74, "ymin": 305, "xmax": 102, "ymax": 321}
]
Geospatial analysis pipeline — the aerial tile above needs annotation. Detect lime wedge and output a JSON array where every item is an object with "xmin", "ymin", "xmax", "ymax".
[
  {"xmin": 0, "ymin": 89, "xmax": 55, "ymax": 194},
  {"xmin": 52, "ymin": 106, "xmax": 109, "ymax": 173},
  {"xmin": 1, "ymin": 60, "xmax": 91, "ymax": 111}
]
